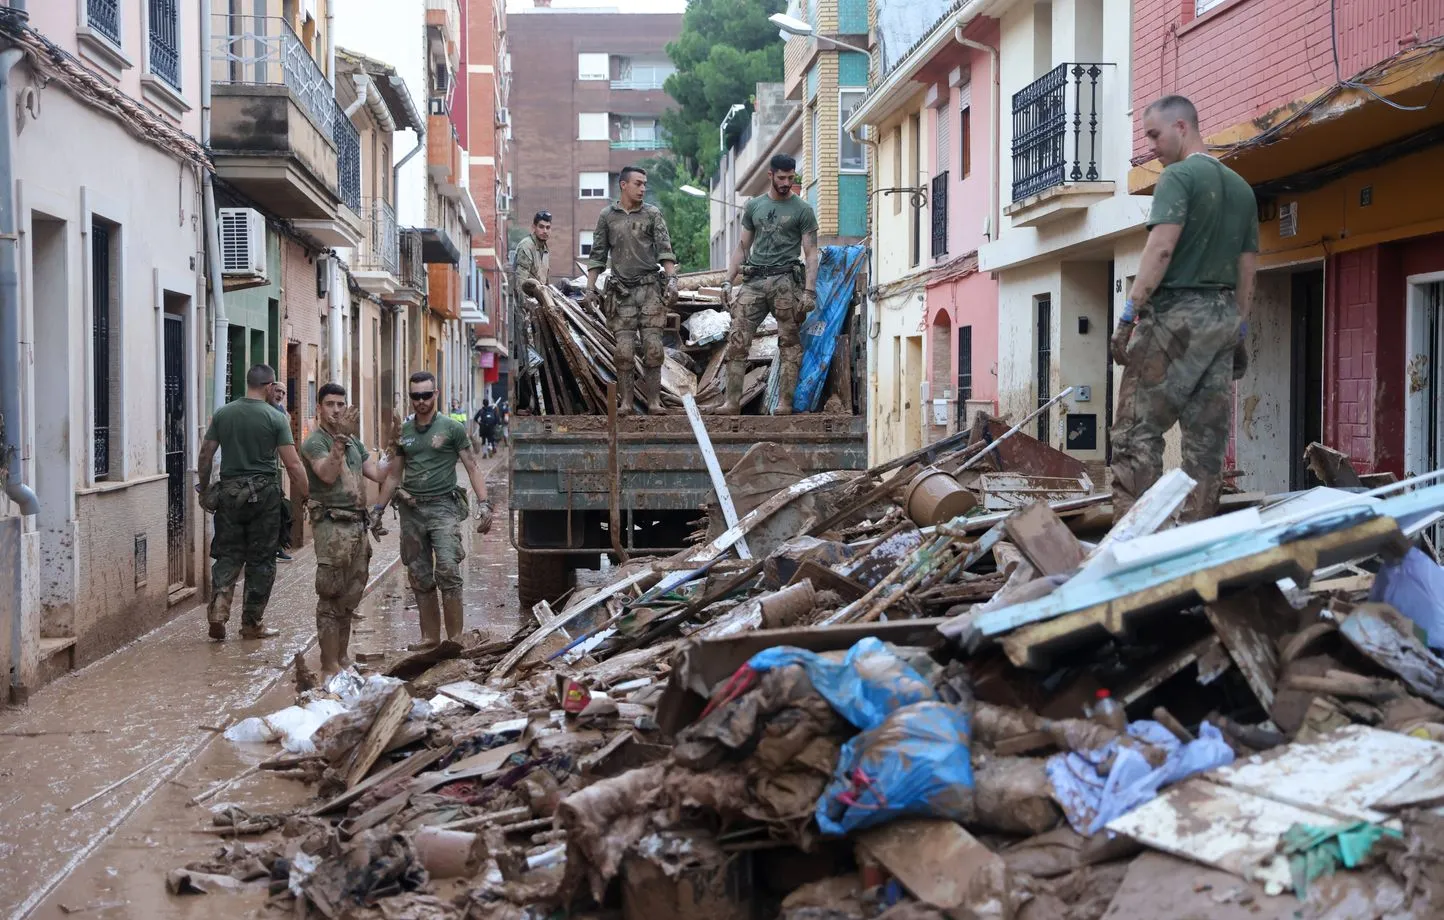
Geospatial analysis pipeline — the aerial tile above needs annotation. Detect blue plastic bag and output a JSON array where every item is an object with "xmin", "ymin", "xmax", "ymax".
[
  {"xmin": 1369, "ymin": 547, "xmax": 1444, "ymax": 649},
  {"xmin": 791, "ymin": 244, "xmax": 868, "ymax": 412},
  {"xmin": 745, "ymin": 637, "xmax": 935, "ymax": 731},
  {"xmin": 816, "ymin": 701, "xmax": 974, "ymax": 835}
]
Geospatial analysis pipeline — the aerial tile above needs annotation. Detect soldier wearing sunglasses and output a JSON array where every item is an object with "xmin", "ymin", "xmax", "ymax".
[{"xmin": 373, "ymin": 371, "xmax": 495, "ymax": 650}]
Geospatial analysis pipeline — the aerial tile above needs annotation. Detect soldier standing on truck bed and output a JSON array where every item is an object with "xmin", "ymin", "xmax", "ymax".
[
  {"xmin": 301, "ymin": 383, "xmax": 391, "ymax": 679},
  {"xmin": 583, "ymin": 165, "xmax": 679, "ymax": 416},
  {"xmin": 515, "ymin": 210, "xmax": 552, "ymax": 299},
  {"xmin": 1110, "ymin": 94, "xmax": 1259, "ymax": 522},
  {"xmin": 196, "ymin": 364, "xmax": 309, "ymax": 642},
  {"xmin": 372, "ymin": 370, "xmax": 495, "ymax": 651},
  {"xmin": 719, "ymin": 153, "xmax": 820, "ymax": 416}
]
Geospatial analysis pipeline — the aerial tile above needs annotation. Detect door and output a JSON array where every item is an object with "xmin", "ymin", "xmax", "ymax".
[
  {"xmin": 1406, "ymin": 279, "xmax": 1444, "ymax": 549},
  {"xmin": 1289, "ymin": 269, "xmax": 1325, "ymax": 490},
  {"xmin": 164, "ymin": 314, "xmax": 187, "ymax": 589},
  {"xmin": 904, "ymin": 335, "xmax": 924, "ymax": 454}
]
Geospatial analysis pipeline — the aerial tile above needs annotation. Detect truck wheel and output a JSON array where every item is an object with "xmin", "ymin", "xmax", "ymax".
[{"xmin": 517, "ymin": 550, "xmax": 569, "ymax": 614}]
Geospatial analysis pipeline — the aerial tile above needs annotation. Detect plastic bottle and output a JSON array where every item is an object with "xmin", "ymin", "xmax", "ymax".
[{"xmin": 1091, "ymin": 688, "xmax": 1127, "ymax": 733}]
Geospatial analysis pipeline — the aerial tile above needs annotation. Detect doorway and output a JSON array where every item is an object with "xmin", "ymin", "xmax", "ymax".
[
  {"xmin": 904, "ymin": 335, "xmax": 924, "ymax": 454},
  {"xmin": 31, "ymin": 214, "xmax": 75, "ymax": 635},
  {"xmin": 1289, "ymin": 268, "xmax": 1325, "ymax": 490},
  {"xmin": 163, "ymin": 309, "xmax": 188, "ymax": 590},
  {"xmin": 1406, "ymin": 276, "xmax": 1444, "ymax": 549}
]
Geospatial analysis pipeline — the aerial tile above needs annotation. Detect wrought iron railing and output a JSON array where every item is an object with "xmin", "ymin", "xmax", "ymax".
[
  {"xmin": 609, "ymin": 138, "xmax": 664, "ymax": 150},
  {"xmin": 211, "ymin": 15, "xmax": 334, "ymax": 133},
  {"xmin": 333, "ymin": 101, "xmax": 361, "ymax": 213},
  {"xmin": 88, "ymin": 0, "xmax": 122, "ymax": 45},
  {"xmin": 1011, "ymin": 62, "xmax": 1107, "ymax": 202},
  {"xmin": 149, "ymin": 0, "xmax": 181, "ymax": 89},
  {"xmin": 930, "ymin": 171, "xmax": 949, "ymax": 259},
  {"xmin": 399, "ymin": 229, "xmax": 426, "ymax": 290},
  {"xmin": 356, "ymin": 199, "xmax": 400, "ymax": 277}
]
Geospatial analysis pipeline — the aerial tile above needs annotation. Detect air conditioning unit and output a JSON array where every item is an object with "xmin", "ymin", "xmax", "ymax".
[
  {"xmin": 218, "ymin": 208, "xmax": 267, "ymax": 281},
  {"xmin": 497, "ymin": 193, "xmax": 512, "ymax": 214},
  {"xmin": 496, "ymin": 107, "xmax": 510, "ymax": 127}
]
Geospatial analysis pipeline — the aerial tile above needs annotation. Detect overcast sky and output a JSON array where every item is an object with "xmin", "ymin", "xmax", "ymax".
[{"xmin": 508, "ymin": 0, "xmax": 688, "ymax": 12}]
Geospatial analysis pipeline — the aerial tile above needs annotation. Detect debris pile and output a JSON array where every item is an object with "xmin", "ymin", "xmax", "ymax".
[
  {"xmin": 514, "ymin": 245, "xmax": 868, "ymax": 416},
  {"xmin": 180, "ymin": 423, "xmax": 1444, "ymax": 919}
]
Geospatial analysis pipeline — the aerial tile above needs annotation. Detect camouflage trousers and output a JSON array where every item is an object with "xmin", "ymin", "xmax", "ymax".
[
  {"xmin": 398, "ymin": 491, "xmax": 467, "ymax": 600},
  {"xmin": 1110, "ymin": 289, "xmax": 1238, "ymax": 522},
  {"xmin": 607, "ymin": 280, "xmax": 667, "ymax": 370},
  {"xmin": 312, "ymin": 509, "xmax": 371, "ymax": 622},
  {"xmin": 723, "ymin": 271, "xmax": 803, "ymax": 379},
  {"xmin": 209, "ymin": 475, "xmax": 283, "ymax": 628}
]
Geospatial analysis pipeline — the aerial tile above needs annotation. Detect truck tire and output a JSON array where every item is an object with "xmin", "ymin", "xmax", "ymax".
[{"xmin": 517, "ymin": 549, "xmax": 568, "ymax": 614}]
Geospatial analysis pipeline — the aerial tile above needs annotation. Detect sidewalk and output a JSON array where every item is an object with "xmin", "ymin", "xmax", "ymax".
[{"xmin": 0, "ymin": 453, "xmax": 512, "ymax": 919}]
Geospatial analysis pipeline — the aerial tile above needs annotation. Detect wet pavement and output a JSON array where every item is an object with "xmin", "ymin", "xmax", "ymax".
[{"xmin": 0, "ymin": 455, "xmax": 516, "ymax": 920}]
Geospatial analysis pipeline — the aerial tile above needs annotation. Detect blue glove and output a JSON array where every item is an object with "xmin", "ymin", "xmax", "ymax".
[
  {"xmin": 1238, "ymin": 320, "xmax": 1249, "ymax": 342},
  {"xmin": 1120, "ymin": 298, "xmax": 1136, "ymax": 323}
]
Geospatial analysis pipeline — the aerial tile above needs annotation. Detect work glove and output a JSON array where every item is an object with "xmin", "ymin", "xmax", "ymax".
[
  {"xmin": 1110, "ymin": 320, "xmax": 1135, "ymax": 366},
  {"xmin": 338, "ymin": 406, "xmax": 361, "ymax": 439},
  {"xmin": 665, "ymin": 275, "xmax": 679, "ymax": 309},
  {"xmin": 581, "ymin": 289, "xmax": 601, "ymax": 313},
  {"xmin": 369, "ymin": 503, "xmax": 389, "ymax": 541},
  {"xmin": 521, "ymin": 278, "xmax": 541, "ymax": 299},
  {"xmin": 1232, "ymin": 320, "xmax": 1249, "ymax": 381},
  {"xmin": 474, "ymin": 499, "xmax": 494, "ymax": 534},
  {"xmin": 802, "ymin": 288, "xmax": 818, "ymax": 312},
  {"xmin": 720, "ymin": 281, "xmax": 733, "ymax": 305}
]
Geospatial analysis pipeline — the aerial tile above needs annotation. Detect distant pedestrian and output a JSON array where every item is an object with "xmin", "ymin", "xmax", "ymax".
[
  {"xmin": 373, "ymin": 371, "xmax": 495, "ymax": 651},
  {"xmin": 720, "ymin": 153, "xmax": 819, "ymax": 416},
  {"xmin": 1110, "ymin": 95, "xmax": 1259, "ymax": 521},
  {"xmin": 270, "ymin": 383, "xmax": 295, "ymax": 562},
  {"xmin": 498, "ymin": 398, "xmax": 511, "ymax": 446},
  {"xmin": 474, "ymin": 399, "xmax": 500, "ymax": 458},
  {"xmin": 301, "ymin": 383, "xmax": 391, "ymax": 678},
  {"xmin": 197, "ymin": 365, "xmax": 309, "ymax": 641}
]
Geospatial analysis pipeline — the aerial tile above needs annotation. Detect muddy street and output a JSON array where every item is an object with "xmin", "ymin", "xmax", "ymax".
[{"xmin": 0, "ymin": 460, "xmax": 516, "ymax": 920}]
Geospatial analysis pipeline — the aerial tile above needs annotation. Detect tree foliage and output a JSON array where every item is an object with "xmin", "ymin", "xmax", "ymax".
[
  {"xmin": 638, "ymin": 156, "xmax": 709, "ymax": 273},
  {"xmin": 662, "ymin": 0, "xmax": 788, "ymax": 179}
]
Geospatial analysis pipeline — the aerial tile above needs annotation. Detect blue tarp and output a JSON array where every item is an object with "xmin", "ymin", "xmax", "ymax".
[
  {"xmin": 1369, "ymin": 547, "xmax": 1444, "ymax": 648},
  {"xmin": 788, "ymin": 244, "xmax": 868, "ymax": 413}
]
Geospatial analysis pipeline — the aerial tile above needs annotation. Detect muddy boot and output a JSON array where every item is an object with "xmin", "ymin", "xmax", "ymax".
[
  {"xmin": 717, "ymin": 361, "xmax": 745, "ymax": 416},
  {"xmin": 617, "ymin": 367, "xmax": 636, "ymax": 417},
  {"xmin": 442, "ymin": 593, "xmax": 465, "ymax": 641},
  {"xmin": 409, "ymin": 591, "xmax": 442, "ymax": 651},
  {"xmin": 239, "ymin": 625, "xmax": 280, "ymax": 640},
  {"xmin": 317, "ymin": 617, "xmax": 343, "ymax": 680},
  {"xmin": 207, "ymin": 587, "xmax": 234, "ymax": 641},
  {"xmin": 776, "ymin": 356, "xmax": 799, "ymax": 416},
  {"xmin": 643, "ymin": 366, "xmax": 665, "ymax": 415},
  {"xmin": 337, "ymin": 619, "xmax": 353, "ymax": 669}
]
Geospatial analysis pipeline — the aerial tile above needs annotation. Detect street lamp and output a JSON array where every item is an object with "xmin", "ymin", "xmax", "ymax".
[
  {"xmin": 768, "ymin": 12, "xmax": 871, "ymax": 55},
  {"xmin": 681, "ymin": 185, "xmax": 744, "ymax": 209}
]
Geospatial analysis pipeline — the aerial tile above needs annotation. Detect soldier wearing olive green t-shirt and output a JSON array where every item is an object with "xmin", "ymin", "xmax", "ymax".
[
  {"xmin": 301, "ymin": 383, "xmax": 391, "ymax": 678},
  {"xmin": 1110, "ymin": 95, "xmax": 1260, "ymax": 522},
  {"xmin": 720, "ymin": 153, "xmax": 820, "ymax": 416},
  {"xmin": 373, "ymin": 371, "xmax": 495, "ymax": 651},
  {"xmin": 197, "ymin": 364, "xmax": 309, "ymax": 642}
]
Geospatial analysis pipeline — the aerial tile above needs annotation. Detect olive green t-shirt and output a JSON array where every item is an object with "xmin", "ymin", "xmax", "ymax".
[
  {"xmin": 397, "ymin": 414, "xmax": 470, "ymax": 498},
  {"xmin": 301, "ymin": 429, "xmax": 370, "ymax": 510},
  {"xmin": 203, "ymin": 397, "xmax": 294, "ymax": 480},
  {"xmin": 742, "ymin": 194, "xmax": 818, "ymax": 269},
  {"xmin": 1148, "ymin": 154, "xmax": 1259, "ymax": 291}
]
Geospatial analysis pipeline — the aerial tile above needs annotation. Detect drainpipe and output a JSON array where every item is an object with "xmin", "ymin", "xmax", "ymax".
[
  {"xmin": 0, "ymin": 37, "xmax": 37, "ymax": 517},
  {"xmin": 956, "ymin": 28, "xmax": 1000, "ymax": 241},
  {"xmin": 328, "ymin": 255, "xmax": 344, "ymax": 383},
  {"xmin": 201, "ymin": 4, "xmax": 229, "ymax": 411},
  {"xmin": 344, "ymin": 74, "xmax": 369, "ymax": 118}
]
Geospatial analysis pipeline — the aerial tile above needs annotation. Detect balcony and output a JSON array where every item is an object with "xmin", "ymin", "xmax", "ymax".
[
  {"xmin": 428, "ymin": 114, "xmax": 463, "ymax": 195},
  {"xmin": 609, "ymin": 138, "xmax": 665, "ymax": 150},
  {"xmin": 426, "ymin": 0, "xmax": 461, "ymax": 69},
  {"xmin": 420, "ymin": 196, "xmax": 461, "ymax": 265},
  {"xmin": 427, "ymin": 263, "xmax": 461, "ymax": 320},
  {"xmin": 353, "ymin": 199, "xmax": 399, "ymax": 296},
  {"xmin": 930, "ymin": 172, "xmax": 949, "ymax": 259},
  {"xmin": 385, "ymin": 229, "xmax": 427, "ymax": 309},
  {"xmin": 1006, "ymin": 63, "xmax": 1115, "ymax": 228},
  {"xmin": 209, "ymin": 15, "xmax": 362, "ymax": 246}
]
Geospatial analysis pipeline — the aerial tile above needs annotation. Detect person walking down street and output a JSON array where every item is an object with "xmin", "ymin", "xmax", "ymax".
[
  {"xmin": 1110, "ymin": 95, "xmax": 1259, "ymax": 522},
  {"xmin": 498, "ymin": 398, "xmax": 511, "ymax": 446},
  {"xmin": 474, "ymin": 399, "xmax": 500, "ymax": 458},
  {"xmin": 269, "ymin": 383, "xmax": 296, "ymax": 563},
  {"xmin": 197, "ymin": 365, "xmax": 309, "ymax": 641},
  {"xmin": 584, "ymin": 166, "xmax": 678, "ymax": 415},
  {"xmin": 718, "ymin": 154, "xmax": 819, "ymax": 416},
  {"xmin": 301, "ymin": 384, "xmax": 391, "ymax": 679},
  {"xmin": 373, "ymin": 371, "xmax": 495, "ymax": 651},
  {"xmin": 515, "ymin": 210, "xmax": 552, "ymax": 301}
]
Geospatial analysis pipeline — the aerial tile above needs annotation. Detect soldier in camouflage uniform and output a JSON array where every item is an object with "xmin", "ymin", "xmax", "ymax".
[
  {"xmin": 197, "ymin": 364, "xmax": 309, "ymax": 641},
  {"xmin": 584, "ymin": 165, "xmax": 678, "ymax": 415},
  {"xmin": 1111, "ymin": 95, "xmax": 1259, "ymax": 521},
  {"xmin": 373, "ymin": 371, "xmax": 494, "ymax": 651},
  {"xmin": 514, "ymin": 210, "xmax": 552, "ymax": 299},
  {"xmin": 301, "ymin": 383, "xmax": 391, "ymax": 678},
  {"xmin": 720, "ymin": 153, "xmax": 820, "ymax": 416}
]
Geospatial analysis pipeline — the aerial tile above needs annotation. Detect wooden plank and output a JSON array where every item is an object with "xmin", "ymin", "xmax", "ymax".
[
  {"xmin": 307, "ymin": 746, "xmax": 446, "ymax": 816},
  {"xmin": 682, "ymin": 392, "xmax": 751, "ymax": 559},
  {"xmin": 1204, "ymin": 588, "xmax": 1286, "ymax": 711},
  {"xmin": 856, "ymin": 819, "xmax": 1003, "ymax": 910},
  {"xmin": 831, "ymin": 333, "xmax": 854, "ymax": 413},
  {"xmin": 979, "ymin": 473, "xmax": 1089, "ymax": 511},
  {"xmin": 1100, "ymin": 852, "xmax": 1296, "ymax": 920},
  {"xmin": 1003, "ymin": 501, "xmax": 1085, "ymax": 577},
  {"xmin": 1117, "ymin": 636, "xmax": 1222, "ymax": 707},
  {"xmin": 436, "ymin": 680, "xmax": 511, "ymax": 711},
  {"xmin": 345, "ymin": 685, "xmax": 413, "ymax": 789}
]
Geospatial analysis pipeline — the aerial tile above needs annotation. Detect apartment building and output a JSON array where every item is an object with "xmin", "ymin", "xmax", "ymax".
[
  {"xmin": 1132, "ymin": 0, "xmax": 1444, "ymax": 492},
  {"xmin": 466, "ymin": 0, "xmax": 511, "ymax": 403},
  {"xmin": 509, "ymin": 5, "xmax": 683, "ymax": 280},
  {"xmin": 1, "ymin": 0, "xmax": 210, "ymax": 696},
  {"xmin": 783, "ymin": 0, "xmax": 870, "ymax": 248},
  {"xmin": 845, "ymin": 6, "xmax": 1002, "ymax": 463}
]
